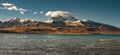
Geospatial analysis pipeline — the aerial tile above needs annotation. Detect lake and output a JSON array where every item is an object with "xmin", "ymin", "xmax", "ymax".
[{"xmin": 0, "ymin": 33, "xmax": 120, "ymax": 55}]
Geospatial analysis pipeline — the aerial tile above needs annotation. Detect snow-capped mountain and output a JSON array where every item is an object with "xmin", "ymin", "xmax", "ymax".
[
  {"xmin": 45, "ymin": 16, "xmax": 86, "ymax": 26},
  {"xmin": 46, "ymin": 16, "xmax": 78, "ymax": 23},
  {"xmin": 0, "ymin": 17, "xmax": 119, "ymax": 34},
  {"xmin": 44, "ymin": 16, "xmax": 120, "ymax": 31},
  {"xmin": 0, "ymin": 17, "xmax": 45, "ymax": 28},
  {"xmin": 7, "ymin": 17, "xmax": 33, "ymax": 23},
  {"xmin": 7, "ymin": 17, "xmax": 20, "ymax": 23},
  {"xmin": 0, "ymin": 17, "xmax": 119, "ymax": 29}
]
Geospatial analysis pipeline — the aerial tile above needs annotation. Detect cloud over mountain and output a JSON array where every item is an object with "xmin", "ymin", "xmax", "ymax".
[
  {"xmin": 45, "ymin": 11, "xmax": 74, "ymax": 18},
  {"xmin": 45, "ymin": 11, "xmax": 78, "ymax": 23}
]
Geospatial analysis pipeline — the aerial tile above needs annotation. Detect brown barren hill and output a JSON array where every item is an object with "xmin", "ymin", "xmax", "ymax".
[{"xmin": 0, "ymin": 17, "xmax": 120, "ymax": 34}]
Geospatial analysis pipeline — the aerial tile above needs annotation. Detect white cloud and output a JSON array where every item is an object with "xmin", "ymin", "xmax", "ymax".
[
  {"xmin": 33, "ymin": 12, "xmax": 37, "ymax": 14},
  {"xmin": 45, "ymin": 11, "xmax": 73, "ymax": 18},
  {"xmin": 45, "ymin": 11, "xmax": 78, "ymax": 23},
  {"xmin": 19, "ymin": 8, "xmax": 27, "ymax": 15},
  {"xmin": 19, "ymin": 11, "xmax": 24, "ymax": 15},
  {"xmin": 7, "ymin": 6, "xmax": 18, "ymax": 11},
  {"xmin": 1, "ymin": 2, "xmax": 27, "ymax": 15},
  {"xmin": 19, "ymin": 8, "xmax": 27, "ymax": 12},
  {"xmin": 40, "ymin": 11, "xmax": 44, "ymax": 14},
  {"xmin": 1, "ymin": 2, "xmax": 45, "ymax": 15},
  {"xmin": 1, "ymin": 2, "xmax": 14, "ymax": 7}
]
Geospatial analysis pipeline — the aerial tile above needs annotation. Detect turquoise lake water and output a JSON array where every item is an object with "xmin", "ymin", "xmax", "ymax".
[{"xmin": 0, "ymin": 33, "xmax": 120, "ymax": 55}]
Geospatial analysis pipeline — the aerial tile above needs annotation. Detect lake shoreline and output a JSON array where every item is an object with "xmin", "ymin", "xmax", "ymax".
[{"xmin": 0, "ymin": 27, "xmax": 120, "ymax": 34}]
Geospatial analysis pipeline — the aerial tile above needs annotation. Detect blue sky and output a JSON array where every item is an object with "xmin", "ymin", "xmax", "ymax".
[{"xmin": 0, "ymin": 0, "xmax": 120, "ymax": 27}]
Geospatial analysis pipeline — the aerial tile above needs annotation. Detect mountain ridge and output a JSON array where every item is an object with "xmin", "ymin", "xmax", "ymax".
[{"xmin": 0, "ymin": 17, "xmax": 120, "ymax": 34}]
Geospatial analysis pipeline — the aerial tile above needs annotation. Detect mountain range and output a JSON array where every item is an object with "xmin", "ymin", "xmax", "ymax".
[{"xmin": 0, "ymin": 17, "xmax": 120, "ymax": 34}]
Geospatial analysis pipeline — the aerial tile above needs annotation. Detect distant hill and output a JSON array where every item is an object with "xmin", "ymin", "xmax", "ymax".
[{"xmin": 0, "ymin": 17, "xmax": 120, "ymax": 34}]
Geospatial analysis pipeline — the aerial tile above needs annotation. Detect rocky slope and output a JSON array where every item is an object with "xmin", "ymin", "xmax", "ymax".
[{"xmin": 0, "ymin": 17, "xmax": 120, "ymax": 34}]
